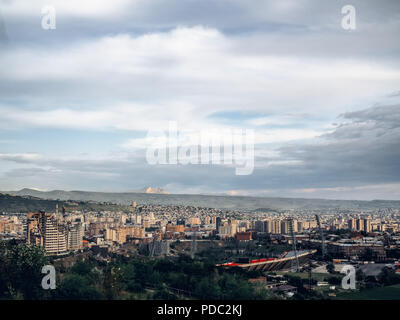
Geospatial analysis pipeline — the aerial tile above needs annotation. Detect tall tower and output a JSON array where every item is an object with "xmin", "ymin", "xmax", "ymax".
[
  {"xmin": 42, "ymin": 213, "xmax": 67, "ymax": 256},
  {"xmin": 363, "ymin": 218, "xmax": 372, "ymax": 233},
  {"xmin": 26, "ymin": 211, "xmax": 67, "ymax": 256},
  {"xmin": 315, "ymin": 214, "xmax": 326, "ymax": 258},
  {"xmin": 67, "ymin": 221, "xmax": 83, "ymax": 251}
]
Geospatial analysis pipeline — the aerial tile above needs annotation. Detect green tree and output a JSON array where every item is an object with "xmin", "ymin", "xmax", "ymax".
[
  {"xmin": 327, "ymin": 276, "xmax": 341, "ymax": 285},
  {"xmin": 2, "ymin": 242, "xmax": 49, "ymax": 299},
  {"xmin": 218, "ymin": 274, "xmax": 254, "ymax": 300},
  {"xmin": 360, "ymin": 248, "xmax": 376, "ymax": 261},
  {"xmin": 326, "ymin": 263, "xmax": 335, "ymax": 274},
  {"xmin": 55, "ymin": 274, "xmax": 102, "ymax": 300},
  {"xmin": 377, "ymin": 267, "xmax": 400, "ymax": 286},
  {"xmin": 194, "ymin": 278, "xmax": 220, "ymax": 299},
  {"xmin": 356, "ymin": 269, "xmax": 366, "ymax": 282}
]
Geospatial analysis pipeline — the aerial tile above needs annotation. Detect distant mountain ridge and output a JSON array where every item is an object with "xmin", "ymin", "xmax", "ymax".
[
  {"xmin": 0, "ymin": 192, "xmax": 125, "ymax": 213},
  {"xmin": 2, "ymin": 188, "xmax": 400, "ymax": 211}
]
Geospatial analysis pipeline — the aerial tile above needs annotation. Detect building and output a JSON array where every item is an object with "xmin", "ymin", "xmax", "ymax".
[
  {"xmin": 105, "ymin": 226, "xmax": 144, "ymax": 244},
  {"xmin": 0, "ymin": 218, "xmax": 14, "ymax": 234},
  {"xmin": 88, "ymin": 222, "xmax": 104, "ymax": 237},
  {"xmin": 218, "ymin": 223, "xmax": 237, "ymax": 238},
  {"xmin": 166, "ymin": 224, "xmax": 185, "ymax": 233},
  {"xmin": 281, "ymin": 219, "xmax": 297, "ymax": 234},
  {"xmin": 254, "ymin": 220, "xmax": 269, "ymax": 233},
  {"xmin": 327, "ymin": 243, "xmax": 386, "ymax": 260},
  {"xmin": 363, "ymin": 218, "xmax": 372, "ymax": 233},
  {"xmin": 270, "ymin": 220, "xmax": 281, "ymax": 234},
  {"xmin": 235, "ymin": 231, "xmax": 252, "ymax": 241},
  {"xmin": 356, "ymin": 219, "xmax": 363, "ymax": 231},
  {"xmin": 297, "ymin": 221, "xmax": 303, "ymax": 233},
  {"xmin": 348, "ymin": 218, "xmax": 356, "ymax": 231},
  {"xmin": 66, "ymin": 221, "xmax": 83, "ymax": 251},
  {"xmin": 27, "ymin": 211, "xmax": 67, "ymax": 256},
  {"xmin": 188, "ymin": 217, "xmax": 201, "ymax": 225},
  {"xmin": 127, "ymin": 225, "xmax": 146, "ymax": 239},
  {"xmin": 216, "ymin": 217, "xmax": 222, "ymax": 229}
]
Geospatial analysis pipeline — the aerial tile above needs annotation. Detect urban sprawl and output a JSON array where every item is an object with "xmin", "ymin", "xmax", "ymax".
[{"xmin": 1, "ymin": 202, "xmax": 400, "ymax": 298}]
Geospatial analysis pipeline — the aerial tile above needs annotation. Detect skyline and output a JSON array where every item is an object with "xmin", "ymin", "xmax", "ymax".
[{"xmin": 0, "ymin": 0, "xmax": 400, "ymax": 200}]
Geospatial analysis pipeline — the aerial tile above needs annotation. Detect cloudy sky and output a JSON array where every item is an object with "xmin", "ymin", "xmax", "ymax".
[{"xmin": 0, "ymin": 0, "xmax": 400, "ymax": 200}]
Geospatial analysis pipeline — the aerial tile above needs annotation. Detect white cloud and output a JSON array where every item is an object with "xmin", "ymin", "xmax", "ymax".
[
  {"xmin": 1, "ymin": 26, "xmax": 400, "ymax": 133},
  {"xmin": 1, "ymin": 1, "xmax": 400, "ymax": 198},
  {"xmin": 1, "ymin": 0, "xmax": 132, "ymax": 17}
]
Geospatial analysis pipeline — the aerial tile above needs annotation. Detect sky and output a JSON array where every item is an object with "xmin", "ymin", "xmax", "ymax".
[{"xmin": 0, "ymin": 0, "xmax": 400, "ymax": 200}]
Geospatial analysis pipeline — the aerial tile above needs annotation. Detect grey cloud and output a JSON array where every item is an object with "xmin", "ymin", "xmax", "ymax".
[
  {"xmin": 277, "ymin": 104, "xmax": 400, "ymax": 188},
  {"xmin": 2, "ymin": 0, "xmax": 400, "ymax": 59},
  {"xmin": 1, "ymin": 104, "xmax": 400, "ymax": 193},
  {"xmin": 0, "ymin": 9, "xmax": 7, "ymax": 44},
  {"xmin": 0, "ymin": 153, "xmax": 42, "ymax": 163},
  {"xmin": 1, "ymin": 1, "xmax": 400, "ymax": 200},
  {"xmin": 341, "ymin": 104, "xmax": 400, "ymax": 127}
]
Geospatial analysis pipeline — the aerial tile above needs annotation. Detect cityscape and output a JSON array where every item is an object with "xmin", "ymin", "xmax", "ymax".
[
  {"xmin": 0, "ymin": 0, "xmax": 400, "ymax": 307},
  {"xmin": 1, "ymin": 190, "xmax": 400, "ymax": 300}
]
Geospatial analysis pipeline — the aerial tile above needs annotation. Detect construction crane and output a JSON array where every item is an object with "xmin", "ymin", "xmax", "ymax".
[
  {"xmin": 315, "ymin": 214, "xmax": 326, "ymax": 259},
  {"xmin": 307, "ymin": 231, "xmax": 313, "ymax": 291},
  {"xmin": 289, "ymin": 218, "xmax": 299, "ymax": 272}
]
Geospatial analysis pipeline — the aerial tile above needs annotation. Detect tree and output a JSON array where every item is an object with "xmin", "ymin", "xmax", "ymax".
[
  {"xmin": 1, "ymin": 242, "xmax": 49, "ymax": 299},
  {"xmin": 377, "ymin": 267, "xmax": 400, "ymax": 286},
  {"xmin": 360, "ymin": 248, "xmax": 376, "ymax": 261},
  {"xmin": 326, "ymin": 263, "xmax": 335, "ymax": 274},
  {"xmin": 356, "ymin": 269, "xmax": 366, "ymax": 282},
  {"xmin": 153, "ymin": 286, "xmax": 178, "ymax": 300},
  {"xmin": 70, "ymin": 260, "xmax": 93, "ymax": 276},
  {"xmin": 194, "ymin": 278, "xmax": 220, "ymax": 299},
  {"xmin": 55, "ymin": 274, "xmax": 102, "ymax": 300},
  {"xmin": 218, "ymin": 274, "xmax": 254, "ymax": 300},
  {"xmin": 327, "ymin": 276, "xmax": 341, "ymax": 285}
]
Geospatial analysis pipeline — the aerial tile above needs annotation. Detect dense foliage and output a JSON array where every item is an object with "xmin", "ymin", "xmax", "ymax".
[
  {"xmin": 0, "ymin": 241, "xmax": 275, "ymax": 300},
  {"xmin": 0, "ymin": 240, "xmax": 49, "ymax": 299}
]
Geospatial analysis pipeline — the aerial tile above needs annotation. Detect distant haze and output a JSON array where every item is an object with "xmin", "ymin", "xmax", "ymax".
[{"xmin": 3, "ymin": 188, "xmax": 400, "ymax": 211}]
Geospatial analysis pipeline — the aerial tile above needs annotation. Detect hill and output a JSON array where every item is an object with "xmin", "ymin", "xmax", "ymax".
[
  {"xmin": 0, "ymin": 193, "xmax": 127, "ymax": 213},
  {"xmin": 3, "ymin": 188, "xmax": 400, "ymax": 211}
]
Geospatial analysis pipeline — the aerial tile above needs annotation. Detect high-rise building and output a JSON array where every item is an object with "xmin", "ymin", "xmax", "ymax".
[
  {"xmin": 264, "ymin": 220, "xmax": 271, "ymax": 233},
  {"xmin": 270, "ymin": 220, "xmax": 281, "ymax": 234},
  {"xmin": 204, "ymin": 216, "xmax": 211, "ymax": 225},
  {"xmin": 188, "ymin": 217, "xmax": 201, "ymax": 225},
  {"xmin": 218, "ymin": 223, "xmax": 237, "ymax": 238},
  {"xmin": 135, "ymin": 214, "xmax": 142, "ymax": 225},
  {"xmin": 280, "ymin": 219, "xmax": 291, "ymax": 234},
  {"xmin": 297, "ymin": 221, "xmax": 303, "ymax": 233},
  {"xmin": 356, "ymin": 219, "xmax": 363, "ymax": 231},
  {"xmin": 254, "ymin": 220, "xmax": 265, "ymax": 232},
  {"xmin": 216, "ymin": 217, "xmax": 222, "ymax": 230},
  {"xmin": 27, "ymin": 211, "xmax": 67, "ymax": 256},
  {"xmin": 348, "ymin": 218, "xmax": 356, "ymax": 231},
  {"xmin": 363, "ymin": 218, "xmax": 372, "ymax": 233},
  {"xmin": 66, "ymin": 221, "xmax": 83, "ymax": 251}
]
